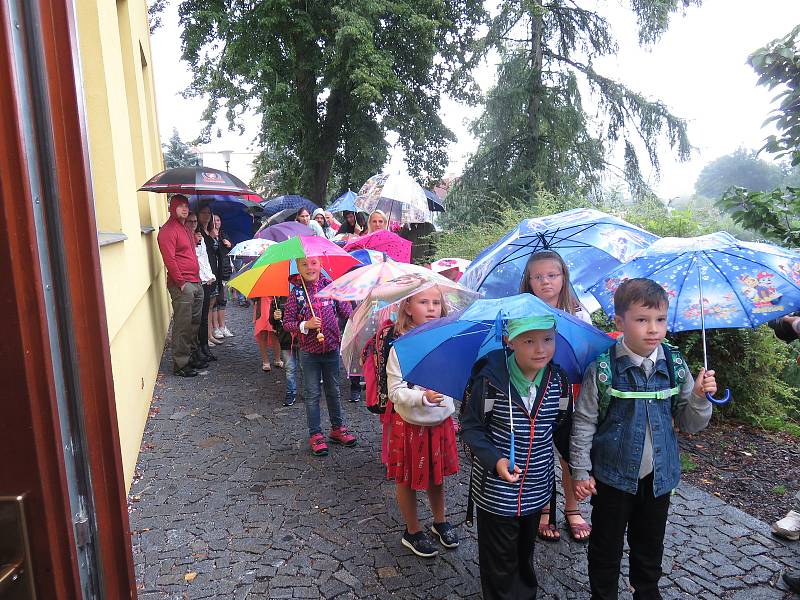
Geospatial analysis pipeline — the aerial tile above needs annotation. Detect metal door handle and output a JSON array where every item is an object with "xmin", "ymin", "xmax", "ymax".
[{"xmin": 0, "ymin": 557, "xmax": 24, "ymax": 594}]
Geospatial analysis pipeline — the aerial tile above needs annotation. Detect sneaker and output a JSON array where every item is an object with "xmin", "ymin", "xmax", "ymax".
[
  {"xmin": 310, "ymin": 433, "xmax": 328, "ymax": 456},
  {"xmin": 284, "ymin": 395, "xmax": 296, "ymax": 407},
  {"xmin": 213, "ymin": 328, "xmax": 225, "ymax": 339},
  {"xmin": 329, "ymin": 426, "xmax": 357, "ymax": 447},
  {"xmin": 222, "ymin": 326, "xmax": 235, "ymax": 337},
  {"xmin": 401, "ymin": 529, "xmax": 438, "ymax": 558},
  {"xmin": 772, "ymin": 510, "xmax": 800, "ymax": 541},
  {"xmin": 262, "ymin": 362, "xmax": 272, "ymax": 372},
  {"xmin": 349, "ymin": 393, "xmax": 361, "ymax": 403},
  {"xmin": 173, "ymin": 366, "xmax": 198, "ymax": 377},
  {"xmin": 430, "ymin": 522, "xmax": 459, "ymax": 549}
]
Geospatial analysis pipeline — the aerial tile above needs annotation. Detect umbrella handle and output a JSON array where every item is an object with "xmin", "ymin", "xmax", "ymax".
[
  {"xmin": 508, "ymin": 431, "xmax": 515, "ymax": 472},
  {"xmin": 706, "ymin": 389, "xmax": 731, "ymax": 405}
]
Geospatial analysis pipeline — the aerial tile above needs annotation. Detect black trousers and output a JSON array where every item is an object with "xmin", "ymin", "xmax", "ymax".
[
  {"xmin": 198, "ymin": 283, "xmax": 212, "ymax": 348},
  {"xmin": 588, "ymin": 474, "xmax": 671, "ymax": 600},
  {"xmin": 477, "ymin": 507, "xmax": 540, "ymax": 600}
]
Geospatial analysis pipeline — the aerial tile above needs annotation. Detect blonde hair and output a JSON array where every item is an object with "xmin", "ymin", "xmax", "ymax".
[
  {"xmin": 367, "ymin": 209, "xmax": 389, "ymax": 233},
  {"xmin": 394, "ymin": 286, "xmax": 448, "ymax": 335},
  {"xmin": 519, "ymin": 250, "xmax": 577, "ymax": 314}
]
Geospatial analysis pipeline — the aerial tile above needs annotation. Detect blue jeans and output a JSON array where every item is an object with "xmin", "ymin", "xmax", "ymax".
[
  {"xmin": 282, "ymin": 348, "xmax": 298, "ymax": 400},
  {"xmin": 300, "ymin": 350, "xmax": 344, "ymax": 436}
]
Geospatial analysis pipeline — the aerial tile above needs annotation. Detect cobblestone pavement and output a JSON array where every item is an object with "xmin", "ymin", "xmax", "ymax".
[{"xmin": 130, "ymin": 306, "xmax": 799, "ymax": 599}]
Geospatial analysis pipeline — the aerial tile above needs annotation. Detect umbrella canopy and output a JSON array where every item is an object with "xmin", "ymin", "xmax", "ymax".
[
  {"xmin": 461, "ymin": 208, "xmax": 659, "ymax": 302},
  {"xmin": 355, "ymin": 173, "xmax": 430, "ymax": 224},
  {"xmin": 327, "ymin": 190, "xmax": 359, "ymax": 213},
  {"xmin": 189, "ymin": 195, "xmax": 263, "ymax": 245},
  {"xmin": 260, "ymin": 195, "xmax": 319, "ymax": 218},
  {"xmin": 348, "ymin": 249, "xmax": 388, "ymax": 266},
  {"xmin": 339, "ymin": 271, "xmax": 479, "ymax": 375},
  {"xmin": 264, "ymin": 207, "xmax": 299, "ymax": 226},
  {"xmin": 343, "ymin": 229, "xmax": 412, "ymax": 263},
  {"xmin": 229, "ymin": 238, "xmax": 274, "ymax": 260},
  {"xmin": 424, "ymin": 189, "xmax": 445, "ymax": 212},
  {"xmin": 255, "ymin": 221, "xmax": 315, "ymax": 242},
  {"xmin": 139, "ymin": 166, "xmax": 256, "ymax": 195},
  {"xmin": 393, "ymin": 294, "xmax": 615, "ymax": 399},
  {"xmin": 228, "ymin": 235, "xmax": 361, "ymax": 297},
  {"xmin": 431, "ymin": 257, "xmax": 470, "ymax": 281}
]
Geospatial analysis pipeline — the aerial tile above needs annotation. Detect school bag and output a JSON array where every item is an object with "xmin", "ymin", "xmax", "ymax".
[
  {"xmin": 361, "ymin": 322, "xmax": 397, "ymax": 414},
  {"xmin": 594, "ymin": 341, "xmax": 688, "ymax": 423}
]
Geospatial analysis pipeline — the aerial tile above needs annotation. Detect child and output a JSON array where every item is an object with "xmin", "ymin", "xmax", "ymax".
[
  {"xmin": 253, "ymin": 297, "xmax": 283, "ymax": 371},
  {"xmin": 520, "ymin": 250, "xmax": 591, "ymax": 541},
  {"xmin": 268, "ymin": 296, "xmax": 299, "ymax": 407},
  {"xmin": 284, "ymin": 257, "xmax": 357, "ymax": 456},
  {"xmin": 570, "ymin": 278, "xmax": 716, "ymax": 599},
  {"xmin": 382, "ymin": 287, "xmax": 460, "ymax": 558},
  {"xmin": 462, "ymin": 316, "xmax": 566, "ymax": 599}
]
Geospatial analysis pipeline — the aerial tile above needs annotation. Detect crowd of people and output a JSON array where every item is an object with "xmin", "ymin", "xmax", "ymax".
[{"xmin": 155, "ymin": 196, "xmax": 800, "ymax": 599}]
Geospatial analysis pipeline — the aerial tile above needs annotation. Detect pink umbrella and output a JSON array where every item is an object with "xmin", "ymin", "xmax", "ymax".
[{"xmin": 343, "ymin": 229, "xmax": 411, "ymax": 263}]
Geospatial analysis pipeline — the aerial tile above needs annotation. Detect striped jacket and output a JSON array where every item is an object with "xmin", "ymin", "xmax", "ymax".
[{"xmin": 461, "ymin": 350, "xmax": 564, "ymax": 517}]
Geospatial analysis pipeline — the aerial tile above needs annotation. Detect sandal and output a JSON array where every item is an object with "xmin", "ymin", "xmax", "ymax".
[
  {"xmin": 537, "ymin": 508, "xmax": 560, "ymax": 542},
  {"xmin": 274, "ymin": 360, "xmax": 285, "ymax": 368},
  {"xmin": 565, "ymin": 509, "xmax": 591, "ymax": 542},
  {"xmin": 261, "ymin": 362, "xmax": 272, "ymax": 372}
]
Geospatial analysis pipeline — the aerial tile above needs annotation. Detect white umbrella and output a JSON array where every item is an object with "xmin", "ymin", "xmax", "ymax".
[{"xmin": 355, "ymin": 173, "xmax": 430, "ymax": 225}]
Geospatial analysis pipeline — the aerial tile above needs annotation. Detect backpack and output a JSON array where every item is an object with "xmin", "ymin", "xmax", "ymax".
[
  {"xmin": 595, "ymin": 342, "xmax": 688, "ymax": 424},
  {"xmin": 361, "ymin": 323, "xmax": 397, "ymax": 414}
]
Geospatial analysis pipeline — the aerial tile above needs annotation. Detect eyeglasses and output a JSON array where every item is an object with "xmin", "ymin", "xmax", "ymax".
[{"xmin": 530, "ymin": 273, "xmax": 562, "ymax": 282}]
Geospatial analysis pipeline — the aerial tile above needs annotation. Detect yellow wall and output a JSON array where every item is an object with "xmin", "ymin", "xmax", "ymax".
[{"xmin": 75, "ymin": 0, "xmax": 170, "ymax": 489}]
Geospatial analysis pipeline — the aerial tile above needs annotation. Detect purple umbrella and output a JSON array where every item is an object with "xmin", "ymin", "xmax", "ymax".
[{"xmin": 255, "ymin": 221, "xmax": 315, "ymax": 242}]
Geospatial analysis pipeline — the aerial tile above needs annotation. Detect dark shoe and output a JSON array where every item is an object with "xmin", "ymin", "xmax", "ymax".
[
  {"xmin": 430, "ymin": 522, "xmax": 459, "ymax": 549},
  {"xmin": 349, "ymin": 393, "xmax": 361, "ymax": 403},
  {"xmin": 174, "ymin": 366, "xmax": 198, "ymax": 377},
  {"xmin": 784, "ymin": 571, "xmax": 800, "ymax": 594},
  {"xmin": 201, "ymin": 346, "xmax": 218, "ymax": 361},
  {"xmin": 401, "ymin": 529, "xmax": 438, "ymax": 558},
  {"xmin": 189, "ymin": 357, "xmax": 209, "ymax": 369},
  {"xmin": 284, "ymin": 395, "xmax": 296, "ymax": 407}
]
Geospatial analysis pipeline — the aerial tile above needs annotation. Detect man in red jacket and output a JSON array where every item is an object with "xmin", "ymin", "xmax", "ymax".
[{"xmin": 157, "ymin": 194, "xmax": 205, "ymax": 376}]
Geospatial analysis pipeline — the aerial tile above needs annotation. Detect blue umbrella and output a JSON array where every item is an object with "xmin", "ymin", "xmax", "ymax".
[
  {"xmin": 189, "ymin": 195, "xmax": 262, "ymax": 246},
  {"xmin": 460, "ymin": 208, "xmax": 658, "ymax": 302},
  {"xmin": 424, "ymin": 189, "xmax": 445, "ymax": 212},
  {"xmin": 588, "ymin": 231, "xmax": 800, "ymax": 404},
  {"xmin": 327, "ymin": 190, "xmax": 358, "ymax": 213},
  {"xmin": 260, "ymin": 194, "xmax": 319, "ymax": 218}
]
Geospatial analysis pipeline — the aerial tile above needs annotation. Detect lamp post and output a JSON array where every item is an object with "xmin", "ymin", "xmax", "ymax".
[{"xmin": 219, "ymin": 150, "xmax": 233, "ymax": 172}]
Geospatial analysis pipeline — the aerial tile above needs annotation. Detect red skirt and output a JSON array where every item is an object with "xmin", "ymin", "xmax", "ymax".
[
  {"xmin": 253, "ymin": 297, "xmax": 275, "ymax": 338},
  {"xmin": 383, "ymin": 402, "xmax": 459, "ymax": 491}
]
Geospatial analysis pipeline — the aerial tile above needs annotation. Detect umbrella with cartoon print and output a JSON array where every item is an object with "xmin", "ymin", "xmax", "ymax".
[{"xmin": 588, "ymin": 231, "xmax": 800, "ymax": 405}]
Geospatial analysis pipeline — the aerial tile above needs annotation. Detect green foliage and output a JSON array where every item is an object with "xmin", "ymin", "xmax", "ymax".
[
  {"xmin": 719, "ymin": 186, "xmax": 800, "ymax": 246},
  {"xmin": 176, "ymin": 0, "xmax": 486, "ymax": 203},
  {"xmin": 452, "ymin": 0, "xmax": 695, "ymax": 224},
  {"xmin": 162, "ymin": 128, "xmax": 200, "ymax": 169},
  {"xmin": 773, "ymin": 484, "xmax": 788, "ymax": 495},
  {"xmin": 680, "ymin": 453, "xmax": 697, "ymax": 473},
  {"xmin": 695, "ymin": 148, "xmax": 785, "ymax": 200}
]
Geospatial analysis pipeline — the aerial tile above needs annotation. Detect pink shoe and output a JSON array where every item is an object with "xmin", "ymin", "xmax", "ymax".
[
  {"xmin": 329, "ymin": 426, "xmax": 357, "ymax": 447},
  {"xmin": 309, "ymin": 433, "xmax": 328, "ymax": 456}
]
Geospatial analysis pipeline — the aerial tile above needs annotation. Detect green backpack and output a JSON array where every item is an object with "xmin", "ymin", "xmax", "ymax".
[{"xmin": 595, "ymin": 342, "xmax": 688, "ymax": 423}]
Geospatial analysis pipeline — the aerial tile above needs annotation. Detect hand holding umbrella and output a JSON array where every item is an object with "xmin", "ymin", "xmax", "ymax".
[{"xmin": 300, "ymin": 276, "xmax": 325, "ymax": 344}]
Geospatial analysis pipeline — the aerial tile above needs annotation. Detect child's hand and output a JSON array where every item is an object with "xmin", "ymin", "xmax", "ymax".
[
  {"xmin": 223, "ymin": 239, "xmax": 231, "ymax": 248},
  {"xmin": 692, "ymin": 368, "xmax": 717, "ymax": 398},
  {"xmin": 305, "ymin": 316, "xmax": 322, "ymax": 330},
  {"xmin": 423, "ymin": 389, "xmax": 444, "ymax": 404},
  {"xmin": 573, "ymin": 477, "xmax": 597, "ymax": 501},
  {"xmin": 496, "ymin": 458, "xmax": 521, "ymax": 483}
]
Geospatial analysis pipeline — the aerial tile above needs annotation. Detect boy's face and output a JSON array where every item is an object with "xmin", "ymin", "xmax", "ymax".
[
  {"xmin": 614, "ymin": 301, "xmax": 668, "ymax": 357},
  {"xmin": 297, "ymin": 258, "xmax": 321, "ymax": 282},
  {"xmin": 507, "ymin": 328, "xmax": 556, "ymax": 375}
]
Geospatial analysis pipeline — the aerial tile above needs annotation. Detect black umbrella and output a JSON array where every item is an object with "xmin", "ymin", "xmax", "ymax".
[
  {"xmin": 138, "ymin": 166, "xmax": 256, "ymax": 195},
  {"xmin": 424, "ymin": 189, "xmax": 445, "ymax": 212}
]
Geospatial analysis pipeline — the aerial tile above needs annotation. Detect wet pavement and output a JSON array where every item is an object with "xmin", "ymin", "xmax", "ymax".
[{"xmin": 129, "ymin": 305, "xmax": 800, "ymax": 599}]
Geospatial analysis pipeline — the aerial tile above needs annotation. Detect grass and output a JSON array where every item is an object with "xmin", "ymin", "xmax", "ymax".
[
  {"xmin": 751, "ymin": 415, "xmax": 800, "ymax": 439},
  {"xmin": 773, "ymin": 484, "xmax": 787, "ymax": 495},
  {"xmin": 680, "ymin": 453, "xmax": 698, "ymax": 473}
]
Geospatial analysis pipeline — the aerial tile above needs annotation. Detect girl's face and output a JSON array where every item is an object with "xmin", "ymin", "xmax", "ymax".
[
  {"xmin": 346, "ymin": 212, "xmax": 356, "ymax": 225},
  {"xmin": 297, "ymin": 257, "xmax": 321, "ymax": 282},
  {"xmin": 213, "ymin": 215, "xmax": 222, "ymax": 230},
  {"xmin": 404, "ymin": 287, "xmax": 443, "ymax": 326},
  {"xmin": 314, "ymin": 214, "xmax": 325, "ymax": 226},
  {"xmin": 369, "ymin": 212, "xmax": 386, "ymax": 231},
  {"xmin": 527, "ymin": 259, "xmax": 564, "ymax": 307},
  {"xmin": 296, "ymin": 209, "xmax": 310, "ymax": 225},
  {"xmin": 198, "ymin": 207, "xmax": 212, "ymax": 225}
]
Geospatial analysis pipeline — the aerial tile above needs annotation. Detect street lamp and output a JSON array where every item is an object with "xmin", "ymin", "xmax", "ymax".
[{"xmin": 219, "ymin": 150, "xmax": 233, "ymax": 172}]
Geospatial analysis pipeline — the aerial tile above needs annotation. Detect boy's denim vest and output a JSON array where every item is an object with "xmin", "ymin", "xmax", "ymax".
[{"xmin": 590, "ymin": 349, "xmax": 681, "ymax": 497}]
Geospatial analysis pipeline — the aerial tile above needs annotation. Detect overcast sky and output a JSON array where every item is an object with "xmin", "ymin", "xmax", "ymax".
[{"xmin": 150, "ymin": 0, "xmax": 800, "ymax": 199}]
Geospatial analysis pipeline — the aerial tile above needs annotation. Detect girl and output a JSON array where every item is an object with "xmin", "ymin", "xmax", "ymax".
[
  {"xmin": 338, "ymin": 210, "xmax": 365, "ymax": 236},
  {"xmin": 211, "ymin": 214, "xmax": 234, "ymax": 338},
  {"xmin": 383, "ymin": 286, "xmax": 459, "ymax": 558},
  {"xmin": 198, "ymin": 205, "xmax": 223, "ymax": 346},
  {"xmin": 296, "ymin": 207, "xmax": 325, "ymax": 236},
  {"xmin": 253, "ymin": 296, "xmax": 284, "ymax": 372},
  {"xmin": 367, "ymin": 209, "xmax": 389, "ymax": 233},
  {"xmin": 519, "ymin": 250, "xmax": 591, "ymax": 542}
]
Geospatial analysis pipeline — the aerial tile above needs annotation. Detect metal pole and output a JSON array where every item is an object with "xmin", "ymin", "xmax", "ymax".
[{"xmin": 696, "ymin": 256, "xmax": 709, "ymax": 370}]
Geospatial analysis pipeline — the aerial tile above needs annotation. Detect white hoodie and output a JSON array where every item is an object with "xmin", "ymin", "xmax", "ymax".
[{"xmin": 385, "ymin": 347, "xmax": 455, "ymax": 426}]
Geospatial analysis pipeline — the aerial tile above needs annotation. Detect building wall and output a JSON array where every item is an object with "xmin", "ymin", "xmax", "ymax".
[{"xmin": 75, "ymin": 0, "xmax": 170, "ymax": 489}]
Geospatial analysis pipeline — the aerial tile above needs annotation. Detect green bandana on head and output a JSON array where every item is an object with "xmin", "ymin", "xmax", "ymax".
[{"xmin": 506, "ymin": 315, "xmax": 556, "ymax": 341}]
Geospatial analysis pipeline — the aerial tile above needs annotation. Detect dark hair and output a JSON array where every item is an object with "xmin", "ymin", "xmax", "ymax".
[
  {"xmin": 614, "ymin": 278, "xmax": 669, "ymax": 316},
  {"xmin": 519, "ymin": 250, "xmax": 577, "ymax": 314},
  {"xmin": 339, "ymin": 211, "xmax": 366, "ymax": 235},
  {"xmin": 196, "ymin": 205, "xmax": 214, "ymax": 235}
]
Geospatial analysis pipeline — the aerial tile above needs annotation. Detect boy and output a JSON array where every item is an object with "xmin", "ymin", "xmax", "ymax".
[
  {"xmin": 284, "ymin": 257, "xmax": 357, "ymax": 456},
  {"xmin": 570, "ymin": 278, "xmax": 717, "ymax": 600},
  {"xmin": 462, "ymin": 316, "xmax": 567, "ymax": 600}
]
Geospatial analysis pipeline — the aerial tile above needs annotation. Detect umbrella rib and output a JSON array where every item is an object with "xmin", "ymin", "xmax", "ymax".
[{"xmin": 668, "ymin": 253, "xmax": 698, "ymax": 332}]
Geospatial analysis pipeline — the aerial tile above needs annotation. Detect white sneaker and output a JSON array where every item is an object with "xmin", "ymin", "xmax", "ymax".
[
  {"xmin": 772, "ymin": 510, "xmax": 800, "ymax": 540},
  {"xmin": 213, "ymin": 328, "xmax": 225, "ymax": 339},
  {"xmin": 222, "ymin": 326, "xmax": 235, "ymax": 337}
]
